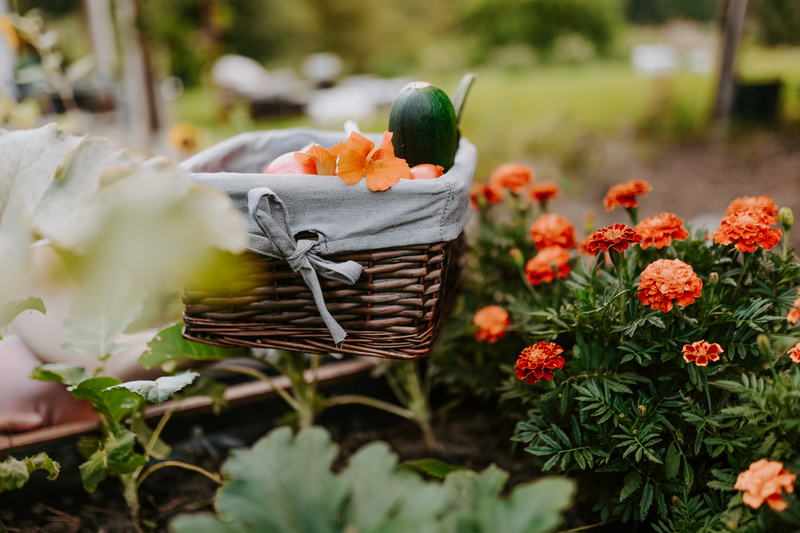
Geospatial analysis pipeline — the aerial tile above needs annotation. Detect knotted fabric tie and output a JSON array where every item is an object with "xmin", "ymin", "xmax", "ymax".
[{"xmin": 247, "ymin": 187, "xmax": 363, "ymax": 345}]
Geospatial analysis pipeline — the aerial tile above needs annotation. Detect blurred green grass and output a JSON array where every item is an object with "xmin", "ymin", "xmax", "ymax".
[{"xmin": 176, "ymin": 44, "xmax": 800, "ymax": 179}]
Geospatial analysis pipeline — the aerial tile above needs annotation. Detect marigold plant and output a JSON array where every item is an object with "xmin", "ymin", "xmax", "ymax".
[
  {"xmin": 515, "ymin": 341, "xmax": 565, "ymax": 385},
  {"xmin": 713, "ymin": 207, "xmax": 783, "ymax": 253},
  {"xmin": 603, "ymin": 179, "xmax": 652, "ymax": 211},
  {"xmin": 525, "ymin": 246, "xmax": 571, "ymax": 285},
  {"xmin": 735, "ymin": 460, "xmax": 796, "ymax": 512},
  {"xmin": 637, "ymin": 258, "xmax": 703, "ymax": 312},
  {"xmin": 635, "ymin": 212, "xmax": 689, "ymax": 249},
  {"xmin": 585, "ymin": 223, "xmax": 642, "ymax": 253},
  {"xmin": 489, "ymin": 162, "xmax": 534, "ymax": 194},
  {"xmin": 437, "ymin": 163, "xmax": 800, "ymax": 531},
  {"xmin": 527, "ymin": 181, "xmax": 561, "ymax": 206},
  {"xmin": 682, "ymin": 340, "xmax": 723, "ymax": 366},
  {"xmin": 473, "ymin": 305, "xmax": 510, "ymax": 343},
  {"xmin": 529, "ymin": 214, "xmax": 576, "ymax": 250}
]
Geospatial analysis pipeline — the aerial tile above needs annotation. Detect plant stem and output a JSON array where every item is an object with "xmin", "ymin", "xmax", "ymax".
[
  {"xmin": 324, "ymin": 394, "xmax": 416, "ymax": 420},
  {"xmin": 213, "ymin": 364, "xmax": 301, "ymax": 411},
  {"xmin": 144, "ymin": 401, "xmax": 181, "ymax": 459},
  {"xmin": 136, "ymin": 460, "xmax": 223, "ymax": 490},
  {"xmin": 119, "ymin": 473, "xmax": 142, "ymax": 532},
  {"xmin": 700, "ymin": 367, "xmax": 713, "ymax": 415}
]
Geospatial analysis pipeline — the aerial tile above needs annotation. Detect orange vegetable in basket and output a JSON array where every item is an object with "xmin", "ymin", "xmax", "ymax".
[
  {"xmin": 263, "ymin": 152, "xmax": 317, "ymax": 174},
  {"xmin": 409, "ymin": 164, "xmax": 444, "ymax": 180}
]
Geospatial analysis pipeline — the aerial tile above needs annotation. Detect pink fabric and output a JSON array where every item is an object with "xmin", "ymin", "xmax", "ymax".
[{"xmin": 0, "ymin": 336, "xmax": 96, "ymax": 431}]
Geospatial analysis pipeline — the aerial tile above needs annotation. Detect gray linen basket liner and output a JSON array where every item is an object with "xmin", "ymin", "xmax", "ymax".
[{"xmin": 181, "ymin": 127, "xmax": 477, "ymax": 345}]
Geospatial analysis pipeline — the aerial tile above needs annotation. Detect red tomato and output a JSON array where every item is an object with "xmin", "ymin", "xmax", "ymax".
[
  {"xmin": 263, "ymin": 152, "xmax": 317, "ymax": 174},
  {"xmin": 409, "ymin": 164, "xmax": 444, "ymax": 180}
]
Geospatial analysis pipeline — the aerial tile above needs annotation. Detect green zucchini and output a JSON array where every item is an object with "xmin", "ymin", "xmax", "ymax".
[{"xmin": 388, "ymin": 81, "xmax": 458, "ymax": 172}]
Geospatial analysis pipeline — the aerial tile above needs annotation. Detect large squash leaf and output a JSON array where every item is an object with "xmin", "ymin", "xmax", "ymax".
[{"xmin": 171, "ymin": 427, "xmax": 575, "ymax": 533}]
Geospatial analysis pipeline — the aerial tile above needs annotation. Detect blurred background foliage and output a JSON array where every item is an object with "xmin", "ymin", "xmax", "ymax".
[{"xmin": 6, "ymin": 0, "xmax": 800, "ymax": 180}]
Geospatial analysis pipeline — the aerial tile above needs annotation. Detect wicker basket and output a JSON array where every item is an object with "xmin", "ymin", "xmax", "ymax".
[{"xmin": 183, "ymin": 234, "xmax": 465, "ymax": 359}]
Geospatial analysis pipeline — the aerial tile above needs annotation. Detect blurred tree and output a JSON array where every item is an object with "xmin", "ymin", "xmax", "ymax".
[
  {"xmin": 753, "ymin": 0, "xmax": 800, "ymax": 46},
  {"xmin": 460, "ymin": 0, "xmax": 623, "ymax": 60},
  {"xmin": 624, "ymin": 0, "xmax": 717, "ymax": 24},
  {"xmin": 14, "ymin": 0, "xmax": 76, "ymax": 16}
]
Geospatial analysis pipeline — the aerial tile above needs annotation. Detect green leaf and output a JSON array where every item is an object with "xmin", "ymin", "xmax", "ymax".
[
  {"xmin": 0, "ymin": 453, "xmax": 60, "ymax": 493},
  {"xmin": 138, "ymin": 322, "xmax": 247, "ymax": 369},
  {"xmin": 665, "ymin": 442, "xmax": 680, "ymax": 479},
  {"xmin": 109, "ymin": 371, "xmax": 199, "ymax": 404},
  {"xmin": 70, "ymin": 377, "xmax": 139, "ymax": 423},
  {"xmin": 640, "ymin": 480, "xmax": 654, "ymax": 521},
  {"xmin": 29, "ymin": 363, "xmax": 88, "ymax": 387},
  {"xmin": 214, "ymin": 427, "xmax": 346, "ymax": 533},
  {"xmin": 78, "ymin": 449, "xmax": 108, "ymax": 493},
  {"xmin": 620, "ymin": 473, "xmax": 642, "ymax": 501},
  {"xmin": 401, "ymin": 458, "xmax": 464, "ymax": 479},
  {"xmin": 61, "ymin": 272, "xmax": 143, "ymax": 361},
  {"xmin": 0, "ymin": 297, "xmax": 45, "ymax": 339}
]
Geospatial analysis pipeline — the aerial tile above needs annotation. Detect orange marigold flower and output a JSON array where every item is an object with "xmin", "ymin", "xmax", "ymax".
[
  {"xmin": 603, "ymin": 179, "xmax": 652, "ymax": 211},
  {"xmin": 295, "ymin": 142, "xmax": 346, "ymax": 176},
  {"xmin": 635, "ymin": 212, "xmax": 690, "ymax": 249},
  {"xmin": 638, "ymin": 258, "xmax": 703, "ymax": 312},
  {"xmin": 473, "ymin": 305, "xmax": 510, "ymax": 343},
  {"xmin": 585, "ymin": 224, "xmax": 643, "ymax": 254},
  {"xmin": 337, "ymin": 131, "xmax": 411, "ymax": 191},
  {"xmin": 725, "ymin": 195, "xmax": 779, "ymax": 217},
  {"xmin": 470, "ymin": 183, "xmax": 504, "ymax": 209},
  {"xmin": 788, "ymin": 295, "xmax": 800, "ymax": 325},
  {"xmin": 788, "ymin": 342, "xmax": 800, "ymax": 363},
  {"xmin": 515, "ymin": 341, "xmax": 565, "ymax": 385},
  {"xmin": 577, "ymin": 235, "xmax": 596, "ymax": 256},
  {"xmin": 525, "ymin": 246, "xmax": 571, "ymax": 285},
  {"xmin": 682, "ymin": 340, "xmax": 723, "ymax": 366},
  {"xmin": 713, "ymin": 207, "xmax": 783, "ymax": 253},
  {"xmin": 735, "ymin": 459, "xmax": 796, "ymax": 512},
  {"xmin": 527, "ymin": 181, "xmax": 561, "ymax": 204},
  {"xmin": 490, "ymin": 162, "xmax": 534, "ymax": 194},
  {"xmin": 529, "ymin": 214, "xmax": 576, "ymax": 250}
]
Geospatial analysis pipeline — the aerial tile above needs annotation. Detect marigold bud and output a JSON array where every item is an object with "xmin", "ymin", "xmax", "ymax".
[
  {"xmin": 636, "ymin": 405, "xmax": 647, "ymax": 416},
  {"xmin": 779, "ymin": 207, "xmax": 794, "ymax": 230},
  {"xmin": 708, "ymin": 272, "xmax": 719, "ymax": 284},
  {"xmin": 757, "ymin": 334, "xmax": 772, "ymax": 357},
  {"xmin": 509, "ymin": 247, "xmax": 524, "ymax": 268}
]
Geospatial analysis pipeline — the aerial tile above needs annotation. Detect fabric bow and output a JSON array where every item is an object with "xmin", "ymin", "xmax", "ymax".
[{"xmin": 247, "ymin": 187, "xmax": 363, "ymax": 345}]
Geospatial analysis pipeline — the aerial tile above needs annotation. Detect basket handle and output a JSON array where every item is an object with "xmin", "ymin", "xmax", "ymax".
[{"xmin": 247, "ymin": 187, "xmax": 363, "ymax": 346}]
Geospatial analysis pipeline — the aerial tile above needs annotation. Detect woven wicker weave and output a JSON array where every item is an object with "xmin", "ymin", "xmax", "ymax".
[{"xmin": 182, "ymin": 235, "xmax": 465, "ymax": 359}]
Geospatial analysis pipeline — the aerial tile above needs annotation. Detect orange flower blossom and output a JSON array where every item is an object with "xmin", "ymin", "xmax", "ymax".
[
  {"xmin": 713, "ymin": 207, "xmax": 782, "ymax": 253},
  {"xmin": 529, "ymin": 214, "xmax": 576, "ymax": 250},
  {"xmin": 725, "ymin": 195, "xmax": 779, "ymax": 218},
  {"xmin": 788, "ymin": 342, "xmax": 800, "ymax": 364},
  {"xmin": 490, "ymin": 162, "xmax": 534, "ymax": 194},
  {"xmin": 515, "ymin": 341, "xmax": 565, "ymax": 385},
  {"xmin": 577, "ymin": 235, "xmax": 596, "ymax": 256},
  {"xmin": 525, "ymin": 246, "xmax": 571, "ymax": 285},
  {"xmin": 470, "ymin": 183, "xmax": 504, "ymax": 209},
  {"xmin": 527, "ymin": 181, "xmax": 561, "ymax": 205},
  {"xmin": 638, "ymin": 258, "xmax": 703, "ymax": 312},
  {"xmin": 295, "ymin": 142, "xmax": 346, "ymax": 175},
  {"xmin": 473, "ymin": 305, "xmax": 510, "ymax": 343},
  {"xmin": 603, "ymin": 179, "xmax": 652, "ymax": 211},
  {"xmin": 337, "ymin": 131, "xmax": 411, "ymax": 191},
  {"xmin": 788, "ymin": 291, "xmax": 800, "ymax": 325},
  {"xmin": 735, "ymin": 459, "xmax": 796, "ymax": 512},
  {"xmin": 585, "ymin": 224, "xmax": 643, "ymax": 254},
  {"xmin": 682, "ymin": 340, "xmax": 723, "ymax": 366},
  {"xmin": 635, "ymin": 212, "xmax": 690, "ymax": 249}
]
